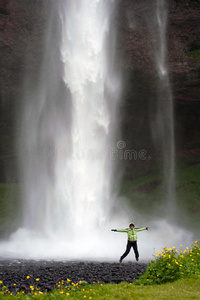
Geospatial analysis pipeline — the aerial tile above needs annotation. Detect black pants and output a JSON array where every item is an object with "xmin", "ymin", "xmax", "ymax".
[{"xmin": 121, "ymin": 240, "xmax": 139, "ymax": 260}]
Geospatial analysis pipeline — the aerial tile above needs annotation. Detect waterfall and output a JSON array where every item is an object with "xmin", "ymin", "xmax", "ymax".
[
  {"xmin": 154, "ymin": 0, "xmax": 176, "ymax": 220},
  {"xmin": 58, "ymin": 0, "xmax": 117, "ymax": 233},
  {"xmin": 0, "ymin": 0, "xmax": 190, "ymax": 261},
  {"xmin": 0, "ymin": 0, "xmax": 122, "ymax": 259},
  {"xmin": 21, "ymin": 0, "xmax": 119, "ymax": 239}
]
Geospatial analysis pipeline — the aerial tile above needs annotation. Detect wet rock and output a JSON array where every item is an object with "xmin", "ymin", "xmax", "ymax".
[{"xmin": 0, "ymin": 260, "xmax": 148, "ymax": 293}]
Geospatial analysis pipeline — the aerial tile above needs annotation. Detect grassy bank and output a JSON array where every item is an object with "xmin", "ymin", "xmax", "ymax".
[
  {"xmin": 0, "ymin": 242, "xmax": 200, "ymax": 299},
  {"xmin": 0, "ymin": 278, "xmax": 200, "ymax": 299},
  {"xmin": 120, "ymin": 157, "xmax": 200, "ymax": 232}
]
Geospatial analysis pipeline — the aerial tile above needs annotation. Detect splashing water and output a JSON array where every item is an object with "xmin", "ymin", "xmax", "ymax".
[
  {"xmin": 0, "ymin": 0, "xmax": 122, "ymax": 259},
  {"xmin": 0, "ymin": 1, "xmax": 193, "ymax": 260},
  {"xmin": 58, "ymin": 0, "xmax": 116, "ymax": 233},
  {"xmin": 24, "ymin": 0, "xmax": 120, "ymax": 236}
]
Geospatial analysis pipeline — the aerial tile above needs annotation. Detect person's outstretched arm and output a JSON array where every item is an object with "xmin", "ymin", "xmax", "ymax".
[
  {"xmin": 111, "ymin": 229, "xmax": 128, "ymax": 232},
  {"xmin": 135, "ymin": 227, "xmax": 148, "ymax": 232}
]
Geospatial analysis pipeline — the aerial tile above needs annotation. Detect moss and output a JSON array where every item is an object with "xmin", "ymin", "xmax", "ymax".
[
  {"xmin": 120, "ymin": 157, "xmax": 200, "ymax": 232},
  {"xmin": 0, "ymin": 184, "xmax": 22, "ymax": 238},
  {"xmin": 185, "ymin": 49, "xmax": 200, "ymax": 62}
]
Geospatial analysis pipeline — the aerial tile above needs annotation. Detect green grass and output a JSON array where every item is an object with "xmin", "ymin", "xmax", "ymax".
[
  {"xmin": 0, "ymin": 183, "xmax": 21, "ymax": 237},
  {"xmin": 175, "ymin": 162, "xmax": 200, "ymax": 228},
  {"xmin": 120, "ymin": 172, "xmax": 163, "ymax": 216},
  {"xmin": 120, "ymin": 157, "xmax": 200, "ymax": 231},
  {"xmin": 0, "ymin": 241, "xmax": 200, "ymax": 299},
  {"xmin": 0, "ymin": 278, "xmax": 200, "ymax": 299},
  {"xmin": 1, "ymin": 242, "xmax": 200, "ymax": 299}
]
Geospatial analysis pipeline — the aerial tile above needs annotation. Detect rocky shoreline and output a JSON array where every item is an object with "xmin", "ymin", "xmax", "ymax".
[{"xmin": 0, "ymin": 260, "xmax": 148, "ymax": 293}]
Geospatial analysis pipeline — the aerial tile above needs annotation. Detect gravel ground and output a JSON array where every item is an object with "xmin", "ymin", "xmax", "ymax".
[{"xmin": 0, "ymin": 260, "xmax": 148, "ymax": 293}]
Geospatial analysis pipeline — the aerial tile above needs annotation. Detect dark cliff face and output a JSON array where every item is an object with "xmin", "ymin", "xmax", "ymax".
[
  {"xmin": 0, "ymin": 0, "xmax": 200, "ymax": 182},
  {"xmin": 116, "ymin": 0, "xmax": 200, "ymax": 159},
  {"xmin": 0, "ymin": 0, "xmax": 48, "ymax": 182},
  {"xmin": 117, "ymin": 0, "xmax": 200, "ymax": 90}
]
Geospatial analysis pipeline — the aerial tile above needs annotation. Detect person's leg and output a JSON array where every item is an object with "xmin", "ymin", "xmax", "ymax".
[
  {"xmin": 120, "ymin": 241, "xmax": 131, "ymax": 262},
  {"xmin": 133, "ymin": 241, "xmax": 139, "ymax": 261}
]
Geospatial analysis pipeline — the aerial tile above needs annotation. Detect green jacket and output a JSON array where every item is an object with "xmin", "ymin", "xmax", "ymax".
[{"xmin": 116, "ymin": 228, "xmax": 146, "ymax": 242}]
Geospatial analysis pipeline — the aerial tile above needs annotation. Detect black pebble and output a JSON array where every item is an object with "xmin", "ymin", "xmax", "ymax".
[{"xmin": 0, "ymin": 260, "xmax": 148, "ymax": 293}]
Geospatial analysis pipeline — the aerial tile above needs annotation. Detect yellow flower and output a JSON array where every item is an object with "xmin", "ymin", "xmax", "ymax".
[
  {"xmin": 26, "ymin": 276, "xmax": 30, "ymax": 279},
  {"xmin": 36, "ymin": 278, "xmax": 40, "ymax": 281},
  {"xmin": 67, "ymin": 278, "xmax": 71, "ymax": 282},
  {"xmin": 66, "ymin": 292, "xmax": 69, "ymax": 296},
  {"xmin": 39, "ymin": 291, "xmax": 43, "ymax": 295},
  {"xmin": 0, "ymin": 281, "xmax": 3, "ymax": 284},
  {"xmin": 13, "ymin": 283, "xmax": 16, "ymax": 286}
]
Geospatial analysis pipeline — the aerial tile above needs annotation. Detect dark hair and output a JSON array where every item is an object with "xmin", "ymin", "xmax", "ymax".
[{"xmin": 129, "ymin": 223, "xmax": 134, "ymax": 227}]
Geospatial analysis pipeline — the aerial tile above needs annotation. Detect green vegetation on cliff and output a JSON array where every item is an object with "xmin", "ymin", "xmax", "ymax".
[
  {"xmin": 0, "ymin": 184, "xmax": 21, "ymax": 237},
  {"xmin": 120, "ymin": 157, "xmax": 200, "ymax": 233}
]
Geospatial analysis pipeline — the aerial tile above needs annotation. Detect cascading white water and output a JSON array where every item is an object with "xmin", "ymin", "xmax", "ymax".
[
  {"xmin": 0, "ymin": 0, "xmax": 193, "ymax": 261},
  {"xmin": 153, "ymin": 0, "xmax": 176, "ymax": 220},
  {"xmin": 58, "ymin": 0, "xmax": 115, "ymax": 233},
  {"xmin": 22, "ymin": 0, "xmax": 120, "ymax": 243},
  {"xmin": 0, "ymin": 0, "xmax": 124, "ymax": 259}
]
